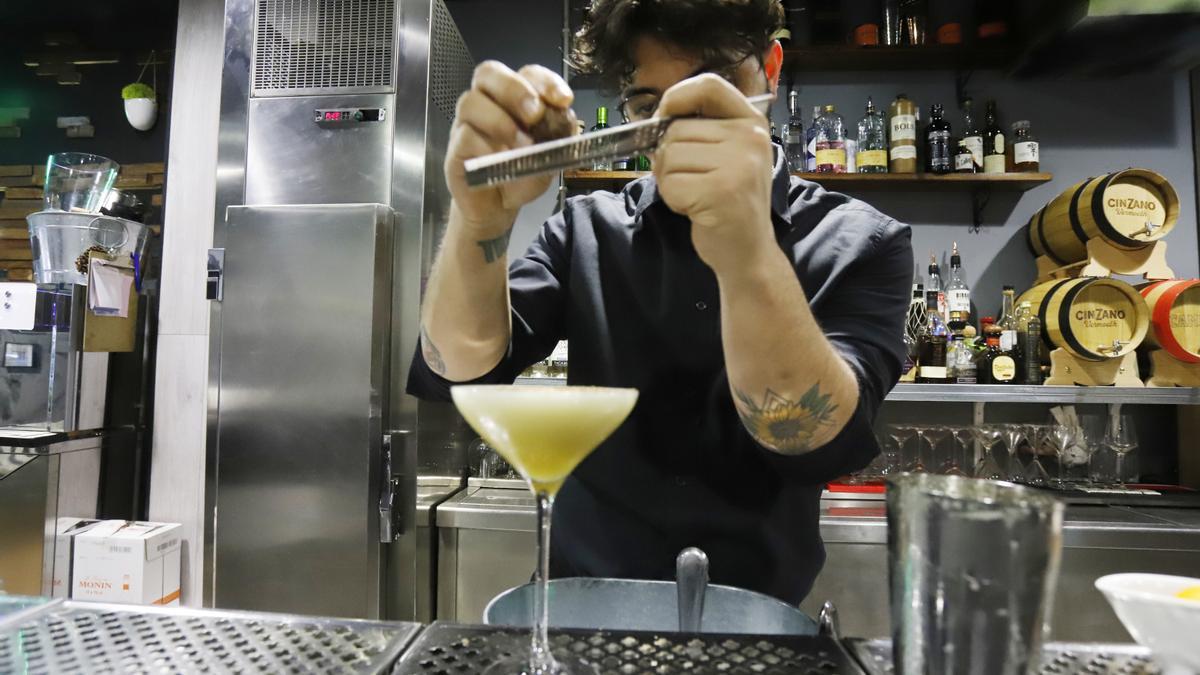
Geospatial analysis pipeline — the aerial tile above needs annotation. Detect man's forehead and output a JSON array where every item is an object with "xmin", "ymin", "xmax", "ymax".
[{"xmin": 626, "ymin": 36, "xmax": 704, "ymax": 92}]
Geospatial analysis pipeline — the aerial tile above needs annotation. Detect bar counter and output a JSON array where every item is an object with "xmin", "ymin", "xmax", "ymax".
[
  {"xmin": 434, "ymin": 481, "xmax": 1200, "ymax": 642},
  {"xmin": 0, "ymin": 595, "xmax": 1173, "ymax": 674}
]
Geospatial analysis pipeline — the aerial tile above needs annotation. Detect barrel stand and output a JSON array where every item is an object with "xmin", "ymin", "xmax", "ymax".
[
  {"xmin": 1035, "ymin": 240, "xmax": 1174, "ymax": 285},
  {"xmin": 1145, "ymin": 350, "xmax": 1200, "ymax": 387},
  {"xmin": 1044, "ymin": 349, "xmax": 1143, "ymax": 387}
]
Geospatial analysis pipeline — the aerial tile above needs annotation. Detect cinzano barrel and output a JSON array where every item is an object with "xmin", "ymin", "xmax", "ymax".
[
  {"xmin": 1017, "ymin": 277, "xmax": 1149, "ymax": 362},
  {"xmin": 1139, "ymin": 280, "xmax": 1200, "ymax": 364},
  {"xmin": 1025, "ymin": 169, "xmax": 1179, "ymax": 265}
]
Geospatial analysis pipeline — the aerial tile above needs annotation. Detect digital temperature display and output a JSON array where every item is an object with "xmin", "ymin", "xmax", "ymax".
[{"xmin": 315, "ymin": 108, "xmax": 385, "ymax": 124}]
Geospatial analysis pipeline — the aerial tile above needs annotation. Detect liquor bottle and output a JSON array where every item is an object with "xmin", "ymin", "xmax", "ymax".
[
  {"xmin": 770, "ymin": 121, "xmax": 783, "ymax": 147},
  {"xmin": 1024, "ymin": 311, "xmax": 1043, "ymax": 385},
  {"xmin": 1011, "ymin": 120, "xmax": 1040, "ymax": 173},
  {"xmin": 925, "ymin": 103, "xmax": 952, "ymax": 175},
  {"xmin": 805, "ymin": 106, "xmax": 821, "ymax": 171},
  {"xmin": 927, "ymin": 252, "xmax": 946, "ymax": 320},
  {"xmin": 983, "ymin": 100, "xmax": 1006, "ymax": 174},
  {"xmin": 976, "ymin": 0, "xmax": 1010, "ymax": 40},
  {"xmin": 1014, "ymin": 301, "xmax": 1031, "ymax": 383},
  {"xmin": 946, "ymin": 242, "xmax": 970, "ymax": 329},
  {"xmin": 948, "ymin": 334, "xmax": 977, "ymax": 384},
  {"xmin": 954, "ymin": 139, "xmax": 976, "ymax": 174},
  {"xmin": 815, "ymin": 105, "xmax": 847, "ymax": 174},
  {"xmin": 636, "ymin": 154, "xmax": 652, "ymax": 171},
  {"xmin": 591, "ymin": 107, "xmax": 611, "ymax": 171},
  {"xmin": 961, "ymin": 98, "xmax": 983, "ymax": 171},
  {"xmin": 899, "ymin": 0, "xmax": 928, "ymax": 45},
  {"xmin": 888, "ymin": 93, "xmax": 918, "ymax": 174},
  {"xmin": 784, "ymin": 90, "xmax": 806, "ymax": 172},
  {"xmin": 978, "ymin": 319, "xmax": 1017, "ymax": 384},
  {"xmin": 882, "ymin": 0, "xmax": 901, "ymax": 45},
  {"xmin": 856, "ymin": 97, "xmax": 888, "ymax": 174},
  {"xmin": 918, "ymin": 290, "xmax": 950, "ymax": 383},
  {"xmin": 998, "ymin": 285, "xmax": 1018, "ymax": 354},
  {"xmin": 902, "ymin": 283, "xmax": 926, "ymax": 382}
]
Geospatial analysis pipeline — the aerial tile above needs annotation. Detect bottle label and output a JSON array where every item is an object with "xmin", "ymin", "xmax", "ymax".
[
  {"xmin": 1000, "ymin": 329, "xmax": 1017, "ymax": 351},
  {"xmin": 806, "ymin": 138, "xmax": 817, "ymax": 171},
  {"xmin": 784, "ymin": 128, "xmax": 804, "ymax": 145},
  {"xmin": 919, "ymin": 365, "xmax": 947, "ymax": 379},
  {"xmin": 890, "ymin": 145, "xmax": 917, "ymax": 161},
  {"xmin": 955, "ymin": 153, "xmax": 975, "ymax": 171},
  {"xmin": 992, "ymin": 132, "xmax": 1006, "ymax": 155},
  {"xmin": 984, "ymin": 154, "xmax": 1006, "ymax": 174},
  {"xmin": 816, "ymin": 148, "xmax": 847, "ymax": 169},
  {"xmin": 1015, "ymin": 141, "xmax": 1039, "ymax": 164},
  {"xmin": 858, "ymin": 149, "xmax": 887, "ymax": 168},
  {"xmin": 948, "ymin": 289, "xmax": 970, "ymax": 313},
  {"xmin": 992, "ymin": 355, "xmax": 1016, "ymax": 381},
  {"xmin": 928, "ymin": 130, "xmax": 951, "ymax": 170},
  {"xmin": 891, "ymin": 114, "xmax": 917, "ymax": 141},
  {"xmin": 964, "ymin": 136, "xmax": 983, "ymax": 166}
]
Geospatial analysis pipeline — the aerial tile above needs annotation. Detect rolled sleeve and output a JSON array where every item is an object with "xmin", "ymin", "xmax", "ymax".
[
  {"xmin": 758, "ymin": 220, "xmax": 913, "ymax": 481},
  {"xmin": 405, "ymin": 212, "xmax": 572, "ymax": 402}
]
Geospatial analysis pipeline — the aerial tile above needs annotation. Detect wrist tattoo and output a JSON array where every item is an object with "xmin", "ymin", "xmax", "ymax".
[
  {"xmin": 421, "ymin": 326, "xmax": 447, "ymax": 375},
  {"xmin": 476, "ymin": 226, "xmax": 513, "ymax": 264},
  {"xmin": 733, "ymin": 384, "xmax": 839, "ymax": 454}
]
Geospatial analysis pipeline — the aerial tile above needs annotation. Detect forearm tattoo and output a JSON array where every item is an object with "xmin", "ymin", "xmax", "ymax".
[
  {"xmin": 733, "ymin": 384, "xmax": 839, "ymax": 454},
  {"xmin": 476, "ymin": 226, "xmax": 513, "ymax": 264},
  {"xmin": 421, "ymin": 326, "xmax": 447, "ymax": 375}
]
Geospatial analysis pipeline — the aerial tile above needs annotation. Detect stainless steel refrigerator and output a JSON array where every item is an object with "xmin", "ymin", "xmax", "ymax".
[{"xmin": 205, "ymin": 0, "xmax": 474, "ymax": 620}]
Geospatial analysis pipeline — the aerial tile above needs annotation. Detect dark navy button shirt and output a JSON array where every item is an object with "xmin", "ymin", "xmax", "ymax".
[{"xmin": 409, "ymin": 148, "xmax": 912, "ymax": 605}]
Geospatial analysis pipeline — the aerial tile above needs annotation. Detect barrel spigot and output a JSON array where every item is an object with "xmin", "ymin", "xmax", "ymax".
[
  {"xmin": 1144, "ymin": 220, "xmax": 1159, "ymax": 237},
  {"xmin": 1098, "ymin": 339, "xmax": 1129, "ymax": 355}
]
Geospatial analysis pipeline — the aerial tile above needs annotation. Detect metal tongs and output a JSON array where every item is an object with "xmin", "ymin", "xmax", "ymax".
[{"xmin": 464, "ymin": 92, "xmax": 775, "ymax": 188}]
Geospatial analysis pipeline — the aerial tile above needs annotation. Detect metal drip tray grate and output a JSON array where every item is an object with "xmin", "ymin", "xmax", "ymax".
[
  {"xmin": 848, "ymin": 638, "xmax": 1163, "ymax": 675},
  {"xmin": 391, "ymin": 622, "xmax": 864, "ymax": 675},
  {"xmin": 0, "ymin": 600, "xmax": 419, "ymax": 674}
]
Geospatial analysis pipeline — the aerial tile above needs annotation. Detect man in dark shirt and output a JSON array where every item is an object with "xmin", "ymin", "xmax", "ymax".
[{"xmin": 409, "ymin": 0, "xmax": 912, "ymax": 604}]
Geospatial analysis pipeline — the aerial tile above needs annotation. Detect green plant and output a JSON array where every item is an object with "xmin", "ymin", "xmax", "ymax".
[{"xmin": 121, "ymin": 83, "xmax": 155, "ymax": 100}]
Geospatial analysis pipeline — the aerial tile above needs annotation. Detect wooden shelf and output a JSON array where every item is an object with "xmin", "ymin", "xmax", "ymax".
[
  {"xmin": 563, "ymin": 170, "xmax": 1053, "ymax": 193},
  {"xmin": 782, "ymin": 43, "xmax": 1022, "ymax": 73}
]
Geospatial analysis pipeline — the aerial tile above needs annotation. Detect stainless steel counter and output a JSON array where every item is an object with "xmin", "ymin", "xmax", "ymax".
[{"xmin": 434, "ymin": 486, "xmax": 1200, "ymax": 641}]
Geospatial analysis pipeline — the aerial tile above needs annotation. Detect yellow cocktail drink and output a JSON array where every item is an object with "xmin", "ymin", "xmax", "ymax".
[{"xmin": 451, "ymin": 385, "xmax": 638, "ymax": 494}]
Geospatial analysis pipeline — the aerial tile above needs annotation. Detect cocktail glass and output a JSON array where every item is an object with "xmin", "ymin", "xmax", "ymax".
[
  {"xmin": 451, "ymin": 385, "xmax": 638, "ymax": 675},
  {"xmin": 971, "ymin": 424, "xmax": 1006, "ymax": 481}
]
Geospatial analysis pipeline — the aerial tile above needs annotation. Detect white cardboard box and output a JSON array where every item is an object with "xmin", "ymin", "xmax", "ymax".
[
  {"xmin": 52, "ymin": 517, "xmax": 103, "ymax": 598},
  {"xmin": 72, "ymin": 521, "xmax": 182, "ymax": 606}
]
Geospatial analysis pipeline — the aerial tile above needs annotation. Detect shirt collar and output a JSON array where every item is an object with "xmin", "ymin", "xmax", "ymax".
[{"xmin": 628, "ymin": 144, "xmax": 793, "ymax": 230}]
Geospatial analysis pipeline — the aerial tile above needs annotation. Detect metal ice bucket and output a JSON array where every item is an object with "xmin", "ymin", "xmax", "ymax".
[
  {"xmin": 887, "ymin": 474, "xmax": 1064, "ymax": 675},
  {"xmin": 484, "ymin": 548, "xmax": 818, "ymax": 635},
  {"xmin": 26, "ymin": 211, "xmax": 148, "ymax": 285}
]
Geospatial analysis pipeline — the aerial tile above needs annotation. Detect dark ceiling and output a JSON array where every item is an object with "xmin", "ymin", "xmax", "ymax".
[{"xmin": 0, "ymin": 0, "xmax": 178, "ymax": 55}]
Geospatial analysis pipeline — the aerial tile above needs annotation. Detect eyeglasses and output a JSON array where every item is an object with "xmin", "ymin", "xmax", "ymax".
[{"xmin": 616, "ymin": 56, "xmax": 757, "ymax": 123}]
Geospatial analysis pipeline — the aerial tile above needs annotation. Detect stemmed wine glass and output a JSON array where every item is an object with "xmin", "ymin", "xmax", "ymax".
[
  {"xmin": 998, "ymin": 424, "xmax": 1028, "ymax": 482},
  {"xmin": 888, "ymin": 424, "xmax": 917, "ymax": 473},
  {"xmin": 1105, "ymin": 414, "xmax": 1139, "ymax": 487},
  {"xmin": 971, "ymin": 424, "xmax": 1006, "ymax": 480},
  {"xmin": 452, "ymin": 385, "xmax": 638, "ymax": 675}
]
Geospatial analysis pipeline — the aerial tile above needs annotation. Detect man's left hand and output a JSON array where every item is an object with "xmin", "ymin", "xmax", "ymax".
[{"xmin": 653, "ymin": 74, "xmax": 776, "ymax": 275}]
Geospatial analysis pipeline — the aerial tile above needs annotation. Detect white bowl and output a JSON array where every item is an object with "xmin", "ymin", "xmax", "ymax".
[{"xmin": 1095, "ymin": 573, "xmax": 1200, "ymax": 673}]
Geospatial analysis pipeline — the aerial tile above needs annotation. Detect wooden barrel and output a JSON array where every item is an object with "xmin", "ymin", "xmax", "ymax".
[
  {"xmin": 1017, "ymin": 277, "xmax": 1149, "ymax": 361},
  {"xmin": 1025, "ymin": 169, "xmax": 1179, "ymax": 265},
  {"xmin": 1139, "ymin": 280, "xmax": 1200, "ymax": 363}
]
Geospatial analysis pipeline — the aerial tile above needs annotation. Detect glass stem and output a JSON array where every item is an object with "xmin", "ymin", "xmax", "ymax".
[
  {"xmin": 531, "ymin": 491, "xmax": 554, "ymax": 671},
  {"xmin": 1115, "ymin": 454, "xmax": 1125, "ymax": 487}
]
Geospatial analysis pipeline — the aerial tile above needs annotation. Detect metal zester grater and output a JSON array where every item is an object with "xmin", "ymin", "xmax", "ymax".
[{"xmin": 464, "ymin": 93, "xmax": 775, "ymax": 187}]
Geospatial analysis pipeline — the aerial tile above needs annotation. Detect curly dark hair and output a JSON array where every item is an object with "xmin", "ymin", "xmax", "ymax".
[{"xmin": 571, "ymin": 0, "xmax": 785, "ymax": 93}]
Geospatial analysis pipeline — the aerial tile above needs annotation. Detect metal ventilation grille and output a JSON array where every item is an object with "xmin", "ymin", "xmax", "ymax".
[
  {"xmin": 253, "ymin": 0, "xmax": 395, "ymax": 95},
  {"xmin": 429, "ymin": 0, "xmax": 474, "ymax": 120}
]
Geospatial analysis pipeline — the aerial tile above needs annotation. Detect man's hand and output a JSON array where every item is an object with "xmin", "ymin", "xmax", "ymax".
[
  {"xmin": 653, "ymin": 74, "xmax": 776, "ymax": 274},
  {"xmin": 446, "ymin": 61, "xmax": 575, "ymax": 238}
]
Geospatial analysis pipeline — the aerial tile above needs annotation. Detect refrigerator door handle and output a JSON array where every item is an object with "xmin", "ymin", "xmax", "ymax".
[{"xmin": 379, "ymin": 430, "xmax": 415, "ymax": 543}]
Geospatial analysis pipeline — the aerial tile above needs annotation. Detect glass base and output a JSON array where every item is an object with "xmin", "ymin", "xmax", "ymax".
[{"xmin": 482, "ymin": 653, "xmax": 597, "ymax": 675}]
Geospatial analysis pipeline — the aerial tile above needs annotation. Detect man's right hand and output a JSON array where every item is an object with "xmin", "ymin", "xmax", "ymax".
[{"xmin": 446, "ymin": 61, "xmax": 575, "ymax": 236}]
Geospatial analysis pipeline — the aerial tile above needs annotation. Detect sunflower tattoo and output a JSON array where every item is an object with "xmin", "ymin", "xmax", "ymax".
[{"xmin": 734, "ymin": 384, "xmax": 839, "ymax": 453}]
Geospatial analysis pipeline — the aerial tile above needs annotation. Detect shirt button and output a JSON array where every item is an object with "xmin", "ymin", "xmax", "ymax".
[{"xmin": 694, "ymin": 301, "xmax": 708, "ymax": 311}]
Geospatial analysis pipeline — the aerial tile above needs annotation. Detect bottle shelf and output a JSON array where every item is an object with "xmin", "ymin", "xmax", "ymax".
[
  {"xmin": 518, "ymin": 376, "xmax": 1200, "ymax": 404},
  {"xmin": 563, "ymin": 170, "xmax": 1053, "ymax": 193},
  {"xmin": 781, "ymin": 44, "xmax": 1022, "ymax": 73},
  {"xmin": 888, "ymin": 383, "xmax": 1200, "ymax": 405}
]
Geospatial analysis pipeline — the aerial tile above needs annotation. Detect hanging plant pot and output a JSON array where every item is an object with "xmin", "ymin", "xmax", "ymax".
[{"xmin": 121, "ymin": 83, "xmax": 157, "ymax": 131}]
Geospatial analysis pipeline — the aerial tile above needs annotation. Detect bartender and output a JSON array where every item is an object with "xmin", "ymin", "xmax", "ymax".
[{"xmin": 409, "ymin": 0, "xmax": 912, "ymax": 605}]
